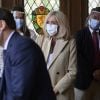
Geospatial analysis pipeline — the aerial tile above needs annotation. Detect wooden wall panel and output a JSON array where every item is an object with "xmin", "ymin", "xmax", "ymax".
[
  {"xmin": 60, "ymin": 0, "xmax": 88, "ymax": 34},
  {"xmin": 81, "ymin": 0, "xmax": 88, "ymax": 27},
  {"xmin": 70, "ymin": 0, "xmax": 82, "ymax": 34},
  {"xmin": 1, "ymin": 0, "xmax": 23, "ymax": 10},
  {"xmin": 60, "ymin": 0, "xmax": 70, "ymax": 19}
]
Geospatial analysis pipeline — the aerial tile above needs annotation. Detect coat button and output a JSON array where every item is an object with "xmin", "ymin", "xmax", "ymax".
[{"xmin": 56, "ymin": 72, "xmax": 60, "ymax": 74}]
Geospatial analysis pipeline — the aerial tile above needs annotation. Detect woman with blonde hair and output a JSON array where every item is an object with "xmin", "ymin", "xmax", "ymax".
[{"xmin": 36, "ymin": 10, "xmax": 77, "ymax": 100}]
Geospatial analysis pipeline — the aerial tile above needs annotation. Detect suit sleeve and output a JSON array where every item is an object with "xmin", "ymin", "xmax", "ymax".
[{"xmin": 10, "ymin": 40, "xmax": 37, "ymax": 99}]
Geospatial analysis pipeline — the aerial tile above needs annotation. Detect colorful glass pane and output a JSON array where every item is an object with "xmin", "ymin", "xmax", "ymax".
[
  {"xmin": 32, "ymin": 6, "xmax": 49, "ymax": 35},
  {"xmin": 24, "ymin": 0, "xmax": 59, "ymax": 35}
]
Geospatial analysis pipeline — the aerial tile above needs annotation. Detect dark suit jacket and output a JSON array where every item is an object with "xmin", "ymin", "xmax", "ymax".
[
  {"xmin": 0, "ymin": 32, "xmax": 56, "ymax": 100},
  {"xmin": 74, "ymin": 27, "xmax": 94, "ymax": 90}
]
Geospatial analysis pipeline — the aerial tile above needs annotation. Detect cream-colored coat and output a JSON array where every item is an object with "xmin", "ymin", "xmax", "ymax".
[{"xmin": 36, "ymin": 36, "xmax": 77, "ymax": 100}]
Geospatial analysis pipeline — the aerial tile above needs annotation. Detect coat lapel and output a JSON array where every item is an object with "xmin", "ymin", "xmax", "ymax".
[
  {"xmin": 42, "ymin": 38, "xmax": 51, "ymax": 62},
  {"xmin": 48, "ymin": 39, "xmax": 68, "ymax": 69}
]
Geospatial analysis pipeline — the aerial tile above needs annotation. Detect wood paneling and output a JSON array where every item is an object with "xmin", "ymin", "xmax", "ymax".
[
  {"xmin": 60, "ymin": 0, "xmax": 70, "ymax": 18},
  {"xmin": 1, "ymin": 0, "xmax": 23, "ymax": 10},
  {"xmin": 70, "ymin": 0, "xmax": 82, "ymax": 34},
  {"xmin": 81, "ymin": 0, "xmax": 88, "ymax": 27},
  {"xmin": 60, "ymin": 0, "xmax": 88, "ymax": 34}
]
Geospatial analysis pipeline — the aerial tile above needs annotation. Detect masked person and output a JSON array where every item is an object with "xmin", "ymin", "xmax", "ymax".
[
  {"xmin": 74, "ymin": 7, "xmax": 100, "ymax": 100},
  {"xmin": 36, "ymin": 10, "xmax": 77, "ymax": 100},
  {"xmin": 0, "ymin": 8, "xmax": 56, "ymax": 100},
  {"xmin": 11, "ymin": 5, "xmax": 37, "ymax": 40}
]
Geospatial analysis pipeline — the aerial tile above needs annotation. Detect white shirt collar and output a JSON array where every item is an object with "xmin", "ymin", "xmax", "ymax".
[
  {"xmin": 89, "ymin": 27, "xmax": 99, "ymax": 34},
  {"xmin": 4, "ymin": 31, "xmax": 15, "ymax": 50},
  {"xmin": 89, "ymin": 27, "xmax": 93, "ymax": 34}
]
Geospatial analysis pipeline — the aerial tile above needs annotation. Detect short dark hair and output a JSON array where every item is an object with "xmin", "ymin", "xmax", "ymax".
[
  {"xmin": 12, "ymin": 5, "xmax": 24, "ymax": 12},
  {"xmin": 0, "ymin": 8, "xmax": 16, "ymax": 29},
  {"xmin": 91, "ymin": 7, "xmax": 100, "ymax": 13}
]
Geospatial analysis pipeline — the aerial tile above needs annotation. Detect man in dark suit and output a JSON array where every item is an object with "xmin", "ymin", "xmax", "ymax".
[
  {"xmin": 74, "ymin": 7, "xmax": 100, "ymax": 100},
  {"xmin": 0, "ymin": 8, "xmax": 56, "ymax": 100}
]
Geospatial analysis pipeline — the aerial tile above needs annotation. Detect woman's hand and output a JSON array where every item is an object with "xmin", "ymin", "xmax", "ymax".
[{"xmin": 53, "ymin": 88, "xmax": 59, "ymax": 95}]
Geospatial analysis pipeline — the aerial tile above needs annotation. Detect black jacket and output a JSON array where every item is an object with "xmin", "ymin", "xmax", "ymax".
[
  {"xmin": 0, "ymin": 32, "xmax": 56, "ymax": 100},
  {"xmin": 74, "ymin": 27, "xmax": 94, "ymax": 90}
]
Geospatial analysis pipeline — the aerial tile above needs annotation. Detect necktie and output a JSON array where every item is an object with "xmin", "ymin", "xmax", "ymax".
[{"xmin": 92, "ymin": 31, "xmax": 99, "ymax": 52}]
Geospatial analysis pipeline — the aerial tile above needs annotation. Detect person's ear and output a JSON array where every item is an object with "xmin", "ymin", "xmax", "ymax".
[{"xmin": 0, "ymin": 20, "xmax": 6, "ymax": 31}]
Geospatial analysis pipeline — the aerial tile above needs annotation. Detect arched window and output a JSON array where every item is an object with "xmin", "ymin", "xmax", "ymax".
[{"xmin": 24, "ymin": 0, "xmax": 60, "ymax": 34}]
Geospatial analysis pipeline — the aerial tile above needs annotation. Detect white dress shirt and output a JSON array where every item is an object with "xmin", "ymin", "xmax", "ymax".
[
  {"xmin": 0, "ymin": 31, "xmax": 15, "ymax": 77},
  {"xmin": 4, "ymin": 31, "xmax": 15, "ymax": 50}
]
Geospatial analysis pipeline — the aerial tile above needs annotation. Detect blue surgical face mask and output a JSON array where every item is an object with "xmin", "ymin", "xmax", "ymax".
[
  {"xmin": 88, "ymin": 18, "xmax": 100, "ymax": 30},
  {"xmin": 15, "ymin": 19, "xmax": 24, "ymax": 29}
]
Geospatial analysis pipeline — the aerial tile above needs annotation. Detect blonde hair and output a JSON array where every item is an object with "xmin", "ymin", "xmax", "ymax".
[{"xmin": 43, "ymin": 10, "xmax": 71, "ymax": 40}]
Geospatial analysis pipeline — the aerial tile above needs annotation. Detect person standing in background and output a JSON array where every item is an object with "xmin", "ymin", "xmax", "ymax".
[
  {"xmin": 11, "ymin": 5, "xmax": 37, "ymax": 40},
  {"xmin": 74, "ymin": 7, "xmax": 100, "ymax": 100},
  {"xmin": 36, "ymin": 10, "xmax": 77, "ymax": 100}
]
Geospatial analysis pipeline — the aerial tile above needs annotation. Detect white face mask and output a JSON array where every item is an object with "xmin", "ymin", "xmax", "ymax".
[
  {"xmin": 46, "ymin": 24, "xmax": 58, "ymax": 36},
  {"xmin": 88, "ymin": 18, "xmax": 100, "ymax": 30},
  {"xmin": 15, "ymin": 19, "xmax": 24, "ymax": 29}
]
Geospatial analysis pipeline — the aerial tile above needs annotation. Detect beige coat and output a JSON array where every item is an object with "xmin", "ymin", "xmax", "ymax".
[{"xmin": 36, "ymin": 36, "xmax": 77, "ymax": 100}]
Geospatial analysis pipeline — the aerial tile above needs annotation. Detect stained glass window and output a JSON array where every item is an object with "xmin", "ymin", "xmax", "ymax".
[{"xmin": 24, "ymin": 0, "xmax": 60, "ymax": 34}]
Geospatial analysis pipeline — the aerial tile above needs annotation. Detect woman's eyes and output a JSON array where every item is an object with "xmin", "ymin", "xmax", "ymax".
[{"xmin": 47, "ymin": 21, "xmax": 57, "ymax": 24}]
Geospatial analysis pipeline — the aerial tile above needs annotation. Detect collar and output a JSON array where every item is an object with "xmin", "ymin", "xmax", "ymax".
[
  {"xmin": 89, "ymin": 27, "xmax": 99, "ymax": 34},
  {"xmin": 3, "ymin": 31, "xmax": 15, "ymax": 50}
]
